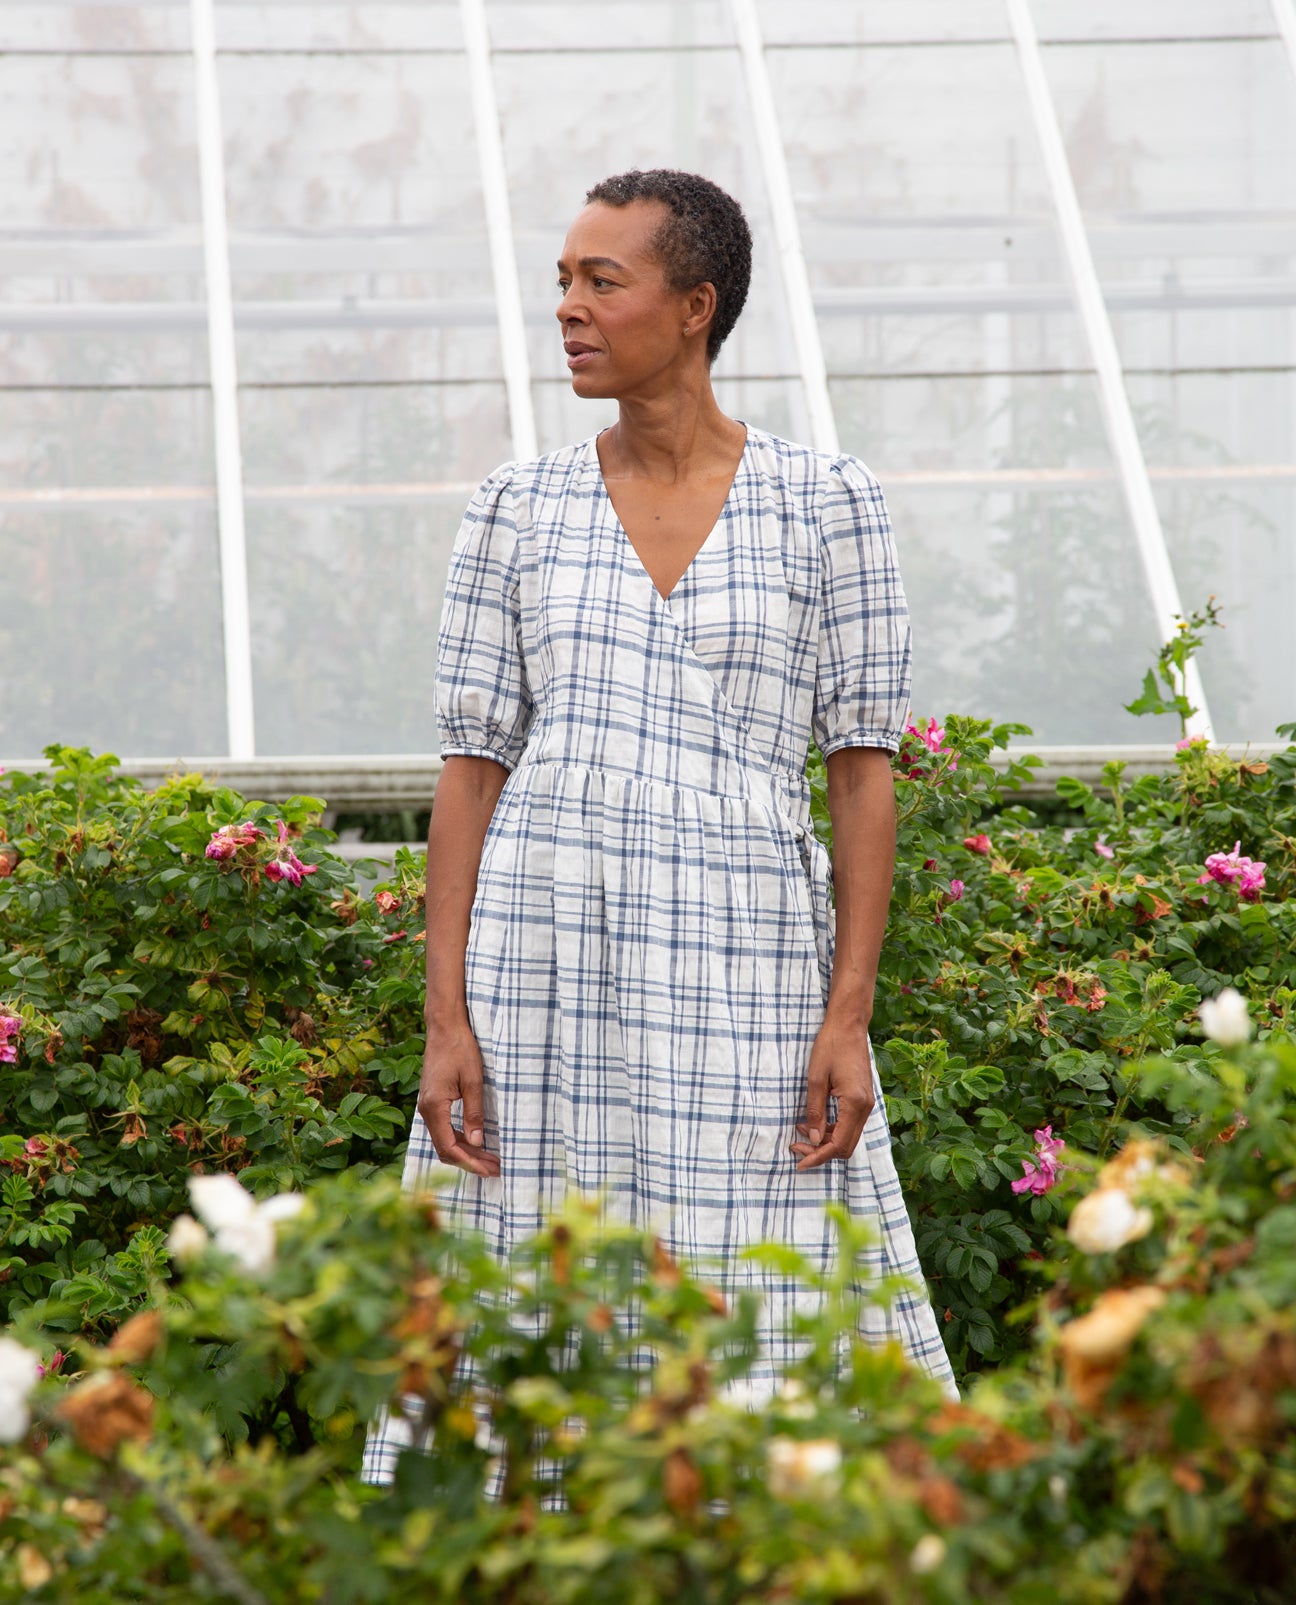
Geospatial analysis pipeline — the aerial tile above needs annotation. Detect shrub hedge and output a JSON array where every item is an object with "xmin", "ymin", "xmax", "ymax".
[{"xmin": 2, "ymin": 641, "xmax": 1295, "ymax": 1600}]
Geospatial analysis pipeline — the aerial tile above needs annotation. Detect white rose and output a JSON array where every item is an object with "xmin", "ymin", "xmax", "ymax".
[
  {"xmin": 0, "ymin": 1337, "xmax": 42, "ymax": 1445},
  {"xmin": 1067, "ymin": 1188, "xmax": 1154, "ymax": 1254},
  {"xmin": 213, "ymin": 1214, "xmax": 278, "ymax": 1277},
  {"xmin": 1199, "ymin": 988, "xmax": 1251, "ymax": 1047},
  {"xmin": 0, "ymin": 1335, "xmax": 41, "ymax": 1394},
  {"xmin": 910, "ymin": 1534, "xmax": 947, "ymax": 1575},
  {"xmin": 260, "ymin": 1192, "xmax": 305, "ymax": 1224},
  {"xmin": 166, "ymin": 1213, "xmax": 210, "ymax": 1264},
  {"xmin": 0, "ymin": 1386, "xmax": 31, "ymax": 1444},
  {"xmin": 188, "ymin": 1173, "xmax": 258, "ymax": 1231},
  {"xmin": 766, "ymin": 1435, "xmax": 842, "ymax": 1499}
]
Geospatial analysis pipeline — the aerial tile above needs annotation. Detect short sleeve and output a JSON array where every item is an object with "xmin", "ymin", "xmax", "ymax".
[
  {"xmin": 812, "ymin": 456, "xmax": 913, "ymax": 758},
  {"xmin": 434, "ymin": 466, "xmax": 533, "ymax": 770}
]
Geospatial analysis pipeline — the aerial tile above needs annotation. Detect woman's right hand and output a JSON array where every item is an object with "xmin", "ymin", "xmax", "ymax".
[{"xmin": 417, "ymin": 1014, "xmax": 500, "ymax": 1178}]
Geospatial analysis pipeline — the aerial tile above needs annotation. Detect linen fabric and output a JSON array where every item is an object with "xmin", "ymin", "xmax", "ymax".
[{"xmin": 362, "ymin": 427, "xmax": 954, "ymax": 1483}]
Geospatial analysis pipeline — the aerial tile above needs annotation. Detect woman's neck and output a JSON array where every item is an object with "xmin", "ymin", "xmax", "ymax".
[{"xmin": 603, "ymin": 383, "xmax": 745, "ymax": 485}]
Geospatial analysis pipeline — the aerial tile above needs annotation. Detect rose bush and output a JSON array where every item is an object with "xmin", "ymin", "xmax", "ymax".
[{"xmin": 2, "ymin": 1022, "xmax": 1296, "ymax": 1602}]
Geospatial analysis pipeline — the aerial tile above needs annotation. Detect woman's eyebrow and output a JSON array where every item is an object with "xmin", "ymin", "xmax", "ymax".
[{"xmin": 556, "ymin": 255, "xmax": 627, "ymax": 273}]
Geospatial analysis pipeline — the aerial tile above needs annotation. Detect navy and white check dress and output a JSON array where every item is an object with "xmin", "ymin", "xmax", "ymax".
[{"xmin": 363, "ymin": 428, "xmax": 954, "ymax": 1481}]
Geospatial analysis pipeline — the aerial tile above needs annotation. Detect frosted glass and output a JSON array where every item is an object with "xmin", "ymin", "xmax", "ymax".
[
  {"xmin": 214, "ymin": 1, "xmax": 464, "ymax": 52},
  {"xmin": 767, "ymin": 42, "xmax": 1088, "ymax": 378},
  {"xmin": 246, "ymin": 500, "xmax": 459, "ymax": 756},
  {"xmin": 238, "ymin": 381, "xmax": 509, "ymax": 754},
  {"xmin": 217, "ymin": 50, "xmax": 500, "ymax": 384},
  {"xmin": 0, "ymin": 505, "xmax": 227, "ymax": 757}
]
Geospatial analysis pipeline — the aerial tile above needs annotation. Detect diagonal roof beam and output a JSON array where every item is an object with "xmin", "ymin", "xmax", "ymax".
[
  {"xmin": 460, "ymin": 0, "xmax": 537, "ymax": 461},
  {"xmin": 191, "ymin": 0, "xmax": 256, "ymax": 758},
  {"xmin": 1005, "ymin": 0, "xmax": 1214, "ymax": 740},
  {"xmin": 728, "ymin": 0, "xmax": 839, "ymax": 455}
]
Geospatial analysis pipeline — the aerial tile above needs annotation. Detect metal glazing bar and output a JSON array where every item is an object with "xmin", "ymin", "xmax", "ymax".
[
  {"xmin": 728, "ymin": 0, "xmax": 839, "ymax": 455},
  {"xmin": 459, "ymin": 0, "xmax": 537, "ymax": 461},
  {"xmin": 1005, "ymin": 0, "xmax": 1213, "ymax": 740},
  {"xmin": 191, "ymin": 0, "xmax": 256, "ymax": 759},
  {"xmin": 1271, "ymin": 0, "xmax": 1296, "ymax": 82}
]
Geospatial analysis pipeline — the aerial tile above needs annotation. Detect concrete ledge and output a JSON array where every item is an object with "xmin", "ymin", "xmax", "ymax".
[{"xmin": 1, "ymin": 744, "xmax": 1284, "ymax": 809}]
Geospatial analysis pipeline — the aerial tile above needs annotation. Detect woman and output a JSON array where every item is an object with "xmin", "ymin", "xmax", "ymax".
[{"xmin": 364, "ymin": 170, "xmax": 953, "ymax": 1480}]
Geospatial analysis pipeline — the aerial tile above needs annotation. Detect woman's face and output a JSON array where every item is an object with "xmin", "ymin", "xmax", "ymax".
[{"xmin": 555, "ymin": 200, "xmax": 704, "ymax": 399}]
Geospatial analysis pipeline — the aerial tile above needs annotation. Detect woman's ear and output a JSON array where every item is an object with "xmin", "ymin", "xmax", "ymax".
[{"xmin": 682, "ymin": 281, "xmax": 717, "ymax": 342}]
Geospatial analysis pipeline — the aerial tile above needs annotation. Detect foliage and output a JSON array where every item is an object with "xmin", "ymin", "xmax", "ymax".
[
  {"xmin": 2, "ymin": 1030, "xmax": 1296, "ymax": 1602},
  {"xmin": 808, "ymin": 709, "xmax": 1296, "ymax": 1373},
  {"xmin": 0, "ymin": 747, "xmax": 427, "ymax": 1333}
]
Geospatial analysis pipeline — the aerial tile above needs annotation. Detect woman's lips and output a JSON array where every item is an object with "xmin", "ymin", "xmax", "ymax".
[{"xmin": 565, "ymin": 345, "xmax": 600, "ymax": 370}]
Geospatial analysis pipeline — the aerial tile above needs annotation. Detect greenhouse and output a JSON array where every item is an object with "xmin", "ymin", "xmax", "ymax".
[
  {"xmin": 4, "ymin": 0, "xmax": 1294, "ymax": 778},
  {"xmin": 5, "ymin": 6, "xmax": 1296, "ymax": 1603}
]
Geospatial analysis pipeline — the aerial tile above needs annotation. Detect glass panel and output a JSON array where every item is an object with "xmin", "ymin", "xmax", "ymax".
[
  {"xmin": 239, "ymin": 383, "xmax": 510, "ymax": 489},
  {"xmin": 0, "ymin": 51, "xmax": 207, "ymax": 386},
  {"xmin": 0, "ymin": 389, "xmax": 212, "ymax": 491},
  {"xmin": 494, "ymin": 46, "xmax": 801, "ymax": 384},
  {"xmin": 246, "ymin": 501, "xmax": 458, "ymax": 755},
  {"xmin": 490, "ymin": 0, "xmax": 732, "ymax": 51},
  {"xmin": 1034, "ymin": 0, "xmax": 1278, "ymax": 42},
  {"xmin": 0, "ymin": 504, "xmax": 227, "ymax": 757},
  {"xmin": 216, "ymin": 43, "xmax": 499, "ymax": 385},
  {"xmin": 1127, "ymin": 371, "xmax": 1296, "ymax": 742},
  {"xmin": 833, "ymin": 374, "xmax": 1179, "ymax": 743},
  {"xmin": 214, "ymin": 1, "xmax": 463, "ymax": 52},
  {"xmin": 6, "ymin": 3, "xmax": 191, "ymax": 52},
  {"xmin": 241, "ymin": 381, "xmax": 509, "ymax": 753},
  {"xmin": 767, "ymin": 42, "xmax": 1089, "ymax": 377},
  {"xmin": 758, "ymin": 1, "xmax": 1008, "ymax": 46}
]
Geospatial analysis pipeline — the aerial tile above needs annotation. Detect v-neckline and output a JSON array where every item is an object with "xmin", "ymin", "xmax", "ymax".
[{"xmin": 593, "ymin": 426, "xmax": 750, "ymax": 604}]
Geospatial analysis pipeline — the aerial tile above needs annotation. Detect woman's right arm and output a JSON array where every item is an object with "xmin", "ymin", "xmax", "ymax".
[{"xmin": 416, "ymin": 754, "xmax": 509, "ymax": 1178}]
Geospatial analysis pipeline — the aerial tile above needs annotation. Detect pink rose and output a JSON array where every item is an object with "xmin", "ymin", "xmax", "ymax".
[{"xmin": 963, "ymin": 834, "xmax": 991, "ymax": 855}]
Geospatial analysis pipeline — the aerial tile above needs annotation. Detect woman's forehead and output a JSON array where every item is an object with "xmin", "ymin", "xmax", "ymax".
[{"xmin": 559, "ymin": 199, "xmax": 667, "ymax": 269}]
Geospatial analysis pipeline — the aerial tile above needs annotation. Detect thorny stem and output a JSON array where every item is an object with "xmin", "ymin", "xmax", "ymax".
[{"xmin": 121, "ymin": 1465, "xmax": 273, "ymax": 1605}]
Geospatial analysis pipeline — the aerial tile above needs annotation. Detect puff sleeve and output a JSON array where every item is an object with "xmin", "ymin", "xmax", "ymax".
[
  {"xmin": 812, "ymin": 456, "xmax": 913, "ymax": 757},
  {"xmin": 434, "ymin": 466, "xmax": 533, "ymax": 770}
]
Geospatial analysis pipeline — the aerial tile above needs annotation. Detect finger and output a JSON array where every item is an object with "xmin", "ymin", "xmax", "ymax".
[
  {"xmin": 461, "ymin": 1067, "xmax": 486, "ymax": 1152},
  {"xmin": 801, "ymin": 1072, "xmax": 828, "ymax": 1149},
  {"xmin": 791, "ymin": 1122, "xmax": 837, "ymax": 1168},
  {"xmin": 424, "ymin": 1100, "xmax": 499, "ymax": 1177}
]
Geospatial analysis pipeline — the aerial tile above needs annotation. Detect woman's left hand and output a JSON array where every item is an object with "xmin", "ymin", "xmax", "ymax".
[{"xmin": 790, "ymin": 1015, "xmax": 876, "ymax": 1171}]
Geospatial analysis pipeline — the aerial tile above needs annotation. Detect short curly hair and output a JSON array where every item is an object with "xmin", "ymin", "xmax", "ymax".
[{"xmin": 584, "ymin": 169, "xmax": 752, "ymax": 363}]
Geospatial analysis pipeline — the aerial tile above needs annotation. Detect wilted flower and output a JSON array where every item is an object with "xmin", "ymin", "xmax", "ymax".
[
  {"xmin": 374, "ymin": 889, "xmax": 402, "ymax": 914},
  {"xmin": 0, "ymin": 1335, "xmax": 43, "ymax": 1444},
  {"xmin": 1058, "ymin": 1285, "xmax": 1166, "ymax": 1409},
  {"xmin": 204, "ymin": 821, "xmax": 263, "ymax": 861},
  {"xmin": 910, "ymin": 1534, "xmax": 947, "ymax": 1575},
  {"xmin": 1199, "ymin": 987, "xmax": 1251, "ymax": 1047},
  {"xmin": 264, "ymin": 820, "xmax": 318, "ymax": 888},
  {"xmin": 1012, "ymin": 1126, "xmax": 1065, "ymax": 1196},
  {"xmin": 382, "ymin": 929, "xmax": 408, "ymax": 944},
  {"xmin": 1198, "ymin": 841, "xmax": 1265, "ymax": 901},
  {"xmin": 1067, "ymin": 1187, "xmax": 1153, "ymax": 1254},
  {"xmin": 57, "ymin": 1372, "xmax": 154, "ymax": 1458},
  {"xmin": 0, "ymin": 1012, "xmax": 21, "ymax": 1065},
  {"xmin": 1176, "ymin": 735, "xmax": 1208, "ymax": 751},
  {"xmin": 963, "ymin": 834, "xmax": 991, "ymax": 855},
  {"xmin": 766, "ymin": 1435, "xmax": 842, "ymax": 1499},
  {"xmin": 185, "ymin": 1174, "xmax": 305, "ymax": 1276},
  {"xmin": 1098, "ymin": 1137, "xmax": 1192, "ymax": 1194}
]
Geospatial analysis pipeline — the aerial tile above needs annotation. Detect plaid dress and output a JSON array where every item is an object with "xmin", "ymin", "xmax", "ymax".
[{"xmin": 363, "ymin": 428, "xmax": 954, "ymax": 1482}]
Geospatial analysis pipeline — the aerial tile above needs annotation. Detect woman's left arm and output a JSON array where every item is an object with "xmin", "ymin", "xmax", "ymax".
[{"xmin": 791, "ymin": 745, "xmax": 895, "ymax": 1172}]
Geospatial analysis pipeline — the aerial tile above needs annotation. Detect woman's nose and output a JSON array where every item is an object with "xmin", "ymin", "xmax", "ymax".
[{"xmin": 556, "ymin": 286, "xmax": 585, "ymax": 325}]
